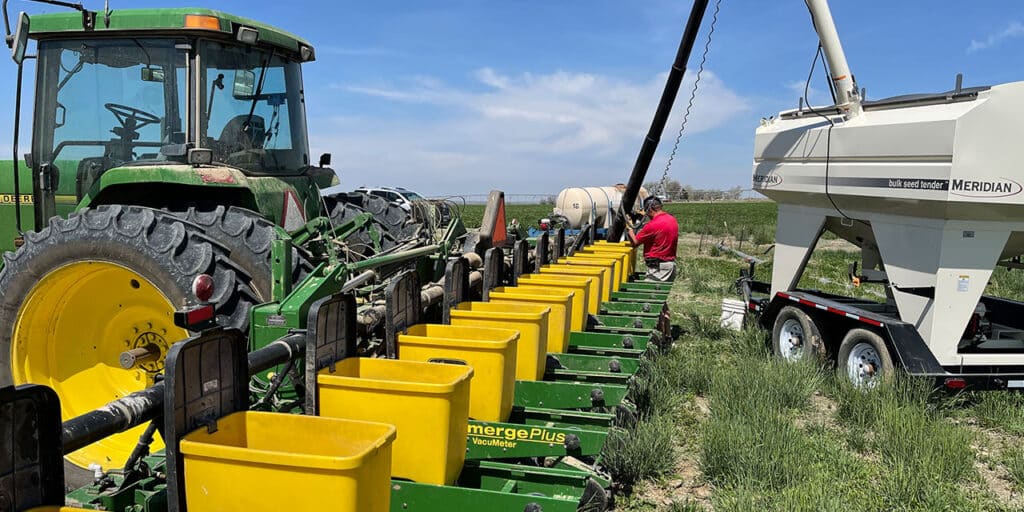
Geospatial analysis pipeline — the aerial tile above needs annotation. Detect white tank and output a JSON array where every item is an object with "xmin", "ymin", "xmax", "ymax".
[{"xmin": 554, "ymin": 185, "xmax": 649, "ymax": 229}]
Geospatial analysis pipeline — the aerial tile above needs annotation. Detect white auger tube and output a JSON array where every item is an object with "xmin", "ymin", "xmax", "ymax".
[{"xmin": 805, "ymin": 0, "xmax": 862, "ymax": 116}]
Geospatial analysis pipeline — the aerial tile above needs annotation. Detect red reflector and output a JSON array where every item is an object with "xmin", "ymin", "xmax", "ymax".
[
  {"xmin": 192, "ymin": 274, "xmax": 215, "ymax": 302},
  {"xmin": 185, "ymin": 304, "xmax": 215, "ymax": 326},
  {"xmin": 944, "ymin": 378, "xmax": 967, "ymax": 390}
]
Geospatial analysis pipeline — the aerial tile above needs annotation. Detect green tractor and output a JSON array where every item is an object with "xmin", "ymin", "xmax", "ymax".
[
  {"xmin": 0, "ymin": 4, "xmax": 444, "ymax": 473},
  {"xmin": 0, "ymin": 4, "xmax": 682, "ymax": 510}
]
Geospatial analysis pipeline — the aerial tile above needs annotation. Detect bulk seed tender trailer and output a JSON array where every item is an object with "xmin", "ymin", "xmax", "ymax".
[
  {"xmin": 744, "ymin": 0, "xmax": 1024, "ymax": 390},
  {"xmin": 0, "ymin": 1, "xmax": 688, "ymax": 510}
]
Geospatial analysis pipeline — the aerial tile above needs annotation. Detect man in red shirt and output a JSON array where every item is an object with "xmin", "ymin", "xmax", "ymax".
[{"xmin": 625, "ymin": 196, "xmax": 678, "ymax": 281}]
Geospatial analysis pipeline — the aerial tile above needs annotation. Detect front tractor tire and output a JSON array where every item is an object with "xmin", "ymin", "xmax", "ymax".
[{"xmin": 0, "ymin": 205, "xmax": 257, "ymax": 473}]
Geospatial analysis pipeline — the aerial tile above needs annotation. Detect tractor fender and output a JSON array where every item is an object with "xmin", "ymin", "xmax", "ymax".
[{"xmin": 78, "ymin": 165, "xmax": 307, "ymax": 227}]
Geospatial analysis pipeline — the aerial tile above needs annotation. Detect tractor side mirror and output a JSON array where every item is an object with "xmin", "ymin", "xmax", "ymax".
[
  {"xmin": 318, "ymin": 153, "xmax": 331, "ymax": 168},
  {"xmin": 11, "ymin": 12, "xmax": 30, "ymax": 65},
  {"xmin": 232, "ymin": 70, "xmax": 256, "ymax": 99},
  {"xmin": 141, "ymin": 68, "xmax": 165, "ymax": 82}
]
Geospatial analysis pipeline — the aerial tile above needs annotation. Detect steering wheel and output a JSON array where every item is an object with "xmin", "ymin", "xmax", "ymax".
[{"xmin": 104, "ymin": 103, "xmax": 161, "ymax": 131}]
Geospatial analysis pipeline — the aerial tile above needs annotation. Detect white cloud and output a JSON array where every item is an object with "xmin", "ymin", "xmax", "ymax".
[
  {"xmin": 475, "ymin": 68, "xmax": 509, "ymax": 90},
  {"xmin": 968, "ymin": 21, "xmax": 1024, "ymax": 53},
  {"xmin": 311, "ymin": 68, "xmax": 751, "ymax": 195}
]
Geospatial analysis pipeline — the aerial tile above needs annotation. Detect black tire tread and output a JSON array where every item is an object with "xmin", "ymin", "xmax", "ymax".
[
  {"xmin": 172, "ymin": 206, "xmax": 313, "ymax": 300},
  {"xmin": 324, "ymin": 191, "xmax": 420, "ymax": 240},
  {"xmin": 837, "ymin": 328, "xmax": 895, "ymax": 384},
  {"xmin": 772, "ymin": 305, "xmax": 827, "ymax": 363},
  {"xmin": 0, "ymin": 205, "xmax": 257, "ymax": 386},
  {"xmin": 321, "ymin": 197, "xmax": 403, "ymax": 258}
]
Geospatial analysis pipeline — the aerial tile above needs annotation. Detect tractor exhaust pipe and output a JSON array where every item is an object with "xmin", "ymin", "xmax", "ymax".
[{"xmin": 608, "ymin": 0, "xmax": 712, "ymax": 242}]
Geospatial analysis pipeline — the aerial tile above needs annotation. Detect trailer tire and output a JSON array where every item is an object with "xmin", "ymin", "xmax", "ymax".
[
  {"xmin": 172, "ymin": 206, "xmax": 313, "ymax": 300},
  {"xmin": 771, "ymin": 306, "xmax": 826, "ymax": 364},
  {"xmin": 0, "ymin": 205, "xmax": 256, "ymax": 476},
  {"xmin": 838, "ymin": 328, "xmax": 894, "ymax": 388}
]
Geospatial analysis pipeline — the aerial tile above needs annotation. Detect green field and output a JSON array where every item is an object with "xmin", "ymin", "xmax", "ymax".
[
  {"xmin": 459, "ymin": 201, "xmax": 777, "ymax": 241},
  {"xmin": 598, "ymin": 201, "xmax": 1024, "ymax": 511}
]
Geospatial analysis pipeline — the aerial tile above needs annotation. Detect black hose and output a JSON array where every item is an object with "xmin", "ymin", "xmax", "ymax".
[
  {"xmin": 62, "ymin": 333, "xmax": 306, "ymax": 453},
  {"xmin": 251, "ymin": 358, "xmax": 295, "ymax": 409},
  {"xmin": 123, "ymin": 420, "xmax": 160, "ymax": 472},
  {"xmin": 609, "ymin": 0, "xmax": 712, "ymax": 242}
]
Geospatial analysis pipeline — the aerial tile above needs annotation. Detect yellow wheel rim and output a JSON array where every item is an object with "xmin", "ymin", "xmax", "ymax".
[{"xmin": 11, "ymin": 261, "xmax": 188, "ymax": 470}]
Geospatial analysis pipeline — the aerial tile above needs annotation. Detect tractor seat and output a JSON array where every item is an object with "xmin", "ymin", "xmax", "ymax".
[
  {"xmin": 216, "ymin": 115, "xmax": 266, "ymax": 158},
  {"xmin": 76, "ymin": 157, "xmax": 111, "ymax": 199}
]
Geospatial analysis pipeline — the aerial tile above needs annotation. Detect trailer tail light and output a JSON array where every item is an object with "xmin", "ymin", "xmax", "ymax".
[
  {"xmin": 944, "ymin": 378, "xmax": 967, "ymax": 390},
  {"xmin": 184, "ymin": 15, "xmax": 222, "ymax": 31},
  {"xmin": 192, "ymin": 274, "xmax": 215, "ymax": 302}
]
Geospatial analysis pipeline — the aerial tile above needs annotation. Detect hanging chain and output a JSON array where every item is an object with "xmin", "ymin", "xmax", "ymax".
[{"xmin": 657, "ymin": 0, "xmax": 722, "ymax": 200}]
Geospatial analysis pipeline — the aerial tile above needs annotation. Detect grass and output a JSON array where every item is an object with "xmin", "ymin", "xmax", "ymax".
[
  {"xmin": 1003, "ymin": 448, "xmax": 1024, "ymax": 490},
  {"xmin": 603, "ymin": 200, "xmax": 1023, "ymax": 511},
  {"xmin": 602, "ymin": 414, "xmax": 679, "ymax": 488},
  {"xmin": 459, "ymin": 203, "xmax": 555, "ymax": 229},
  {"xmin": 964, "ymin": 391, "xmax": 1024, "ymax": 436}
]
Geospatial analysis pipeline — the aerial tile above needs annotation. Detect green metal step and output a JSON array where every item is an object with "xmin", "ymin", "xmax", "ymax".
[
  {"xmin": 600, "ymin": 300, "xmax": 662, "ymax": 317},
  {"xmin": 514, "ymin": 379, "xmax": 629, "ymax": 410},
  {"xmin": 610, "ymin": 291, "xmax": 669, "ymax": 302},
  {"xmin": 621, "ymin": 281, "xmax": 672, "ymax": 293},
  {"xmin": 549, "ymin": 352, "xmax": 640, "ymax": 375},
  {"xmin": 392, "ymin": 460, "xmax": 606, "ymax": 511},
  {"xmin": 568, "ymin": 331, "xmax": 651, "ymax": 351}
]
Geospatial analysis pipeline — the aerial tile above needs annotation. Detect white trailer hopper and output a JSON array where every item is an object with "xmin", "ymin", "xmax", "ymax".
[{"xmin": 749, "ymin": 0, "xmax": 1024, "ymax": 388}]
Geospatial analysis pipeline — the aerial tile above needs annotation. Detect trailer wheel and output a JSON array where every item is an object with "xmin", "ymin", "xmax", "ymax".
[
  {"xmin": 771, "ymin": 306, "xmax": 825, "ymax": 363},
  {"xmin": 0, "ymin": 205, "xmax": 256, "ymax": 473},
  {"xmin": 838, "ymin": 328, "xmax": 893, "ymax": 388}
]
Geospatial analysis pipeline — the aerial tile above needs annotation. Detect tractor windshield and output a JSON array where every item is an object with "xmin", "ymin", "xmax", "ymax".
[
  {"xmin": 200, "ymin": 41, "xmax": 310, "ymax": 175},
  {"xmin": 33, "ymin": 38, "xmax": 188, "ymax": 200}
]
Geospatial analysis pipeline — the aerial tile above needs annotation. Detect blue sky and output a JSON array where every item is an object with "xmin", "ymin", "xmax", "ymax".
[{"xmin": 3, "ymin": 0, "xmax": 1024, "ymax": 195}]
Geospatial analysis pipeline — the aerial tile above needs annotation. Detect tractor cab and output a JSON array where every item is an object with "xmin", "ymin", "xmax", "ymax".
[{"xmin": 4, "ymin": 8, "xmax": 331, "ymax": 246}]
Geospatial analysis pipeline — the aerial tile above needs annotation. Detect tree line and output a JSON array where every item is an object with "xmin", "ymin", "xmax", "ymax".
[{"xmin": 643, "ymin": 179, "xmax": 745, "ymax": 202}]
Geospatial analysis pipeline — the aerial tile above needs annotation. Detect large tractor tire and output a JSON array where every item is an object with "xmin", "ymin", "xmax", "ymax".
[
  {"xmin": 323, "ymin": 197, "xmax": 404, "ymax": 258},
  {"xmin": 174, "ymin": 206, "xmax": 313, "ymax": 300},
  {"xmin": 324, "ymin": 191, "xmax": 420, "ymax": 240},
  {"xmin": 0, "ymin": 205, "xmax": 257, "ymax": 473}
]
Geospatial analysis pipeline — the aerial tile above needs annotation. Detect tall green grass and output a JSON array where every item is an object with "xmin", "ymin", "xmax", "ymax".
[
  {"xmin": 602, "ymin": 414, "xmax": 679, "ymax": 488},
  {"xmin": 965, "ymin": 391, "xmax": 1024, "ymax": 435},
  {"xmin": 592, "ymin": 201, "xmax": 1022, "ymax": 509}
]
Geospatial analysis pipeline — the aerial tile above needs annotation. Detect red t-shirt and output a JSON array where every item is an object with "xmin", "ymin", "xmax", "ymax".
[{"xmin": 635, "ymin": 211, "xmax": 678, "ymax": 261}]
